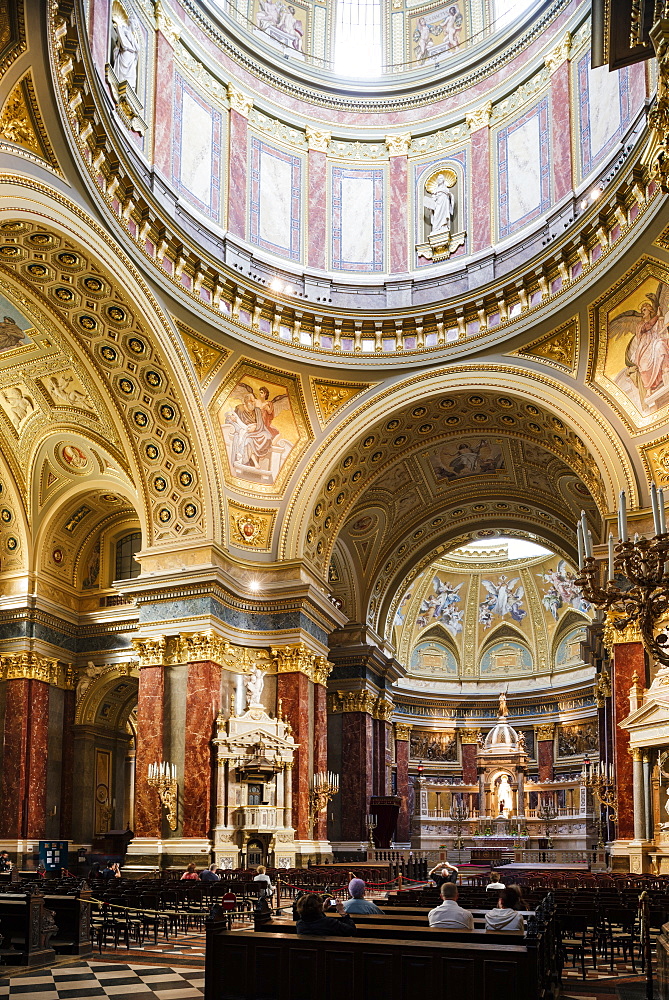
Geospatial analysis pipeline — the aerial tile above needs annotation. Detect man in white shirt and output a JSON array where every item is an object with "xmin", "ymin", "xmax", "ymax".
[
  {"xmin": 486, "ymin": 871, "xmax": 505, "ymax": 890},
  {"xmin": 427, "ymin": 882, "xmax": 474, "ymax": 930}
]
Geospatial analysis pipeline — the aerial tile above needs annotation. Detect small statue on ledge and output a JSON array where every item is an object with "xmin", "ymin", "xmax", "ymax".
[
  {"xmin": 498, "ymin": 691, "xmax": 508, "ymax": 718},
  {"xmin": 245, "ymin": 665, "xmax": 265, "ymax": 708}
]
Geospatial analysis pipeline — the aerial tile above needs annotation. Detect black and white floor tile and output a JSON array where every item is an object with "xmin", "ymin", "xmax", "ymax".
[{"xmin": 0, "ymin": 962, "xmax": 204, "ymax": 999}]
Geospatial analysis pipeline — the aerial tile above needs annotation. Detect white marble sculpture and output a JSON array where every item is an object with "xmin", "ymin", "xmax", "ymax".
[
  {"xmin": 112, "ymin": 12, "xmax": 141, "ymax": 92},
  {"xmin": 245, "ymin": 665, "xmax": 265, "ymax": 707},
  {"xmin": 429, "ymin": 172, "xmax": 455, "ymax": 237}
]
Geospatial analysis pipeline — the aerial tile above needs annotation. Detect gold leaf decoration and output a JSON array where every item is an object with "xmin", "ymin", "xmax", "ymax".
[
  {"xmin": 227, "ymin": 499, "xmax": 276, "ymax": 551},
  {"xmin": 311, "ymin": 377, "xmax": 375, "ymax": 427},
  {"xmin": 0, "ymin": 72, "xmax": 60, "ymax": 173},
  {"xmin": 511, "ymin": 318, "xmax": 578, "ymax": 374},
  {"xmin": 175, "ymin": 319, "xmax": 228, "ymax": 384}
]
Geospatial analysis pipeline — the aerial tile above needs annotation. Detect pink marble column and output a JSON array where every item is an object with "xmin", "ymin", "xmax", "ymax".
[
  {"xmin": 470, "ymin": 126, "xmax": 491, "ymax": 253},
  {"xmin": 60, "ymin": 690, "xmax": 76, "ymax": 840},
  {"xmin": 388, "ymin": 149, "xmax": 409, "ymax": 273},
  {"xmin": 0, "ymin": 679, "xmax": 49, "ymax": 839},
  {"xmin": 314, "ymin": 683, "xmax": 328, "ymax": 841},
  {"xmin": 307, "ymin": 149, "xmax": 327, "ymax": 270},
  {"xmin": 134, "ymin": 665, "xmax": 164, "ymax": 838},
  {"xmin": 395, "ymin": 737, "xmax": 410, "ymax": 843},
  {"xmin": 88, "ymin": 0, "xmax": 110, "ymax": 76},
  {"xmin": 183, "ymin": 661, "xmax": 220, "ymax": 839},
  {"xmin": 550, "ymin": 60, "xmax": 573, "ymax": 202},
  {"xmin": 612, "ymin": 642, "xmax": 647, "ymax": 840},
  {"xmin": 340, "ymin": 712, "xmax": 374, "ymax": 842},
  {"xmin": 277, "ymin": 672, "xmax": 311, "ymax": 841},
  {"xmin": 153, "ymin": 31, "xmax": 175, "ymax": 180},
  {"xmin": 228, "ymin": 109, "xmax": 249, "ymax": 239}
]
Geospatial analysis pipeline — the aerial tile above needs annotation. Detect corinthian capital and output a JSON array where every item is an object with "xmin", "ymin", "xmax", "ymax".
[
  {"xmin": 305, "ymin": 126, "xmax": 331, "ymax": 152},
  {"xmin": 544, "ymin": 32, "xmax": 572, "ymax": 73},
  {"xmin": 466, "ymin": 101, "xmax": 492, "ymax": 131},
  {"xmin": 385, "ymin": 133, "xmax": 411, "ymax": 156},
  {"xmin": 228, "ymin": 85, "xmax": 253, "ymax": 118}
]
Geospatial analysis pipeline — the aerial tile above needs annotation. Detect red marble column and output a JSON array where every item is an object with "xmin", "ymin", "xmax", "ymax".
[
  {"xmin": 314, "ymin": 684, "xmax": 328, "ymax": 841},
  {"xmin": 340, "ymin": 712, "xmax": 373, "ymax": 842},
  {"xmin": 60, "ymin": 690, "xmax": 76, "ymax": 840},
  {"xmin": 395, "ymin": 736, "xmax": 410, "ymax": 843},
  {"xmin": 538, "ymin": 739, "xmax": 554, "ymax": 782},
  {"xmin": 277, "ymin": 672, "xmax": 311, "ymax": 841},
  {"xmin": 134, "ymin": 665, "xmax": 164, "ymax": 838},
  {"xmin": 228, "ymin": 108, "xmax": 249, "ymax": 239},
  {"xmin": 0, "ymin": 679, "xmax": 49, "ymax": 839},
  {"xmin": 88, "ymin": 0, "xmax": 110, "ymax": 75},
  {"xmin": 550, "ymin": 60, "xmax": 573, "ymax": 202},
  {"xmin": 183, "ymin": 661, "xmax": 220, "ymax": 839},
  {"xmin": 470, "ymin": 125, "xmax": 491, "ymax": 253},
  {"xmin": 153, "ymin": 31, "xmax": 175, "ymax": 180},
  {"xmin": 461, "ymin": 742, "xmax": 477, "ymax": 785},
  {"xmin": 612, "ymin": 641, "xmax": 647, "ymax": 840},
  {"xmin": 388, "ymin": 150, "xmax": 409, "ymax": 273},
  {"xmin": 307, "ymin": 148, "xmax": 327, "ymax": 270}
]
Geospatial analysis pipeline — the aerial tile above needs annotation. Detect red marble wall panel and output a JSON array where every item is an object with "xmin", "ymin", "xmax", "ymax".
[
  {"xmin": 0, "ymin": 680, "xmax": 49, "ymax": 839},
  {"xmin": 277, "ymin": 671, "xmax": 311, "ymax": 840},
  {"xmin": 538, "ymin": 740, "xmax": 554, "ymax": 782},
  {"xmin": 308, "ymin": 150, "xmax": 327, "ymax": 270},
  {"xmin": 153, "ymin": 31, "xmax": 175, "ymax": 179},
  {"xmin": 340, "ymin": 712, "xmax": 373, "ymax": 842},
  {"xmin": 183, "ymin": 661, "xmax": 221, "ymax": 839},
  {"xmin": 314, "ymin": 684, "xmax": 328, "ymax": 841},
  {"xmin": 550, "ymin": 61, "xmax": 573, "ymax": 202},
  {"xmin": 461, "ymin": 743, "xmax": 477, "ymax": 785},
  {"xmin": 60, "ymin": 690, "xmax": 76, "ymax": 840},
  {"xmin": 395, "ymin": 738, "xmax": 410, "ymax": 843},
  {"xmin": 228, "ymin": 110, "xmax": 248, "ymax": 238},
  {"xmin": 630, "ymin": 59, "xmax": 647, "ymax": 109},
  {"xmin": 388, "ymin": 154, "xmax": 408, "ymax": 273},
  {"xmin": 134, "ymin": 665, "xmax": 164, "ymax": 838},
  {"xmin": 612, "ymin": 641, "xmax": 646, "ymax": 840},
  {"xmin": 470, "ymin": 127, "xmax": 491, "ymax": 252},
  {"xmin": 88, "ymin": 0, "xmax": 110, "ymax": 75}
]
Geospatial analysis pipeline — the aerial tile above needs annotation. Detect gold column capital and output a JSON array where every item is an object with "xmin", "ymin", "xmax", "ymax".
[
  {"xmin": 536, "ymin": 722, "xmax": 556, "ymax": 741},
  {"xmin": 305, "ymin": 126, "xmax": 331, "ymax": 152},
  {"xmin": 466, "ymin": 101, "xmax": 492, "ymax": 131},
  {"xmin": 0, "ymin": 652, "xmax": 75, "ymax": 689},
  {"xmin": 228, "ymin": 85, "xmax": 253, "ymax": 118},
  {"xmin": 394, "ymin": 722, "xmax": 413, "ymax": 741},
  {"xmin": 385, "ymin": 133, "xmax": 411, "ymax": 156},
  {"xmin": 327, "ymin": 689, "xmax": 376, "ymax": 715},
  {"xmin": 459, "ymin": 728, "xmax": 481, "ymax": 745},
  {"xmin": 602, "ymin": 612, "xmax": 642, "ymax": 650},
  {"xmin": 272, "ymin": 643, "xmax": 332, "ymax": 686},
  {"xmin": 544, "ymin": 31, "xmax": 573, "ymax": 73}
]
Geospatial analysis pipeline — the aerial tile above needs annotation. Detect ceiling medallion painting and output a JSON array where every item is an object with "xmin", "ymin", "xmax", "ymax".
[
  {"xmin": 0, "ymin": 291, "xmax": 32, "ymax": 354},
  {"xmin": 428, "ymin": 437, "xmax": 505, "ymax": 482},
  {"xmin": 590, "ymin": 258, "xmax": 669, "ymax": 431},
  {"xmin": 212, "ymin": 361, "xmax": 311, "ymax": 496}
]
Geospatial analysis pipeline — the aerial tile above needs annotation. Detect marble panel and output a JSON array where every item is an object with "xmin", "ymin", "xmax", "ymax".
[
  {"xmin": 578, "ymin": 53, "xmax": 629, "ymax": 178},
  {"xmin": 332, "ymin": 167, "xmax": 384, "ymax": 271},
  {"xmin": 250, "ymin": 138, "xmax": 302, "ymax": 260},
  {"xmin": 340, "ymin": 712, "xmax": 373, "ymax": 841},
  {"xmin": 308, "ymin": 149, "xmax": 327, "ymax": 269},
  {"xmin": 461, "ymin": 741, "xmax": 477, "ymax": 785},
  {"xmin": 538, "ymin": 739, "xmax": 554, "ymax": 782},
  {"xmin": 389, "ymin": 154, "xmax": 408, "ymax": 273},
  {"xmin": 550, "ymin": 61, "xmax": 572, "ymax": 202},
  {"xmin": 89, "ymin": 0, "xmax": 110, "ymax": 73},
  {"xmin": 470, "ymin": 127, "xmax": 490, "ymax": 252},
  {"xmin": 153, "ymin": 33, "xmax": 175, "ymax": 179},
  {"xmin": 314, "ymin": 684, "xmax": 328, "ymax": 840},
  {"xmin": 0, "ymin": 680, "xmax": 49, "ymax": 838},
  {"xmin": 183, "ymin": 661, "xmax": 221, "ymax": 838},
  {"xmin": 135, "ymin": 665, "xmax": 164, "ymax": 838},
  {"xmin": 172, "ymin": 76, "xmax": 222, "ymax": 219},
  {"xmin": 278, "ymin": 671, "xmax": 311, "ymax": 840},
  {"xmin": 395, "ymin": 738, "xmax": 410, "ymax": 842},
  {"xmin": 612, "ymin": 642, "xmax": 645, "ymax": 840},
  {"xmin": 228, "ymin": 110, "xmax": 248, "ymax": 237}
]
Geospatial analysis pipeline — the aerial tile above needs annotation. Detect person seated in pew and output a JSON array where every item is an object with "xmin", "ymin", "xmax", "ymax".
[
  {"xmin": 296, "ymin": 893, "xmax": 356, "ymax": 936},
  {"xmin": 100, "ymin": 860, "xmax": 120, "ymax": 879},
  {"xmin": 484, "ymin": 887, "xmax": 525, "ymax": 932},
  {"xmin": 427, "ymin": 882, "xmax": 474, "ymax": 930},
  {"xmin": 486, "ymin": 871, "xmax": 505, "ymax": 890},
  {"xmin": 253, "ymin": 865, "xmax": 274, "ymax": 898},
  {"xmin": 507, "ymin": 883, "xmax": 528, "ymax": 910},
  {"xmin": 0, "ymin": 851, "xmax": 11, "ymax": 872},
  {"xmin": 181, "ymin": 863, "xmax": 199, "ymax": 880},
  {"xmin": 342, "ymin": 878, "xmax": 384, "ymax": 915},
  {"xmin": 200, "ymin": 863, "xmax": 221, "ymax": 882}
]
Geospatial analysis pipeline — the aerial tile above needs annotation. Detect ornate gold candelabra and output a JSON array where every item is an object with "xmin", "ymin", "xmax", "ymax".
[
  {"xmin": 148, "ymin": 761, "xmax": 178, "ymax": 831},
  {"xmin": 366, "ymin": 813, "xmax": 377, "ymax": 849},
  {"xmin": 309, "ymin": 770, "xmax": 339, "ymax": 829},
  {"xmin": 537, "ymin": 796, "xmax": 557, "ymax": 849},
  {"xmin": 449, "ymin": 797, "xmax": 469, "ymax": 849},
  {"xmin": 581, "ymin": 758, "xmax": 617, "ymax": 848}
]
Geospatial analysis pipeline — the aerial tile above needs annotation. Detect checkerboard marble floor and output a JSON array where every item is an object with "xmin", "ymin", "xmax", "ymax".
[{"xmin": 0, "ymin": 962, "xmax": 204, "ymax": 999}]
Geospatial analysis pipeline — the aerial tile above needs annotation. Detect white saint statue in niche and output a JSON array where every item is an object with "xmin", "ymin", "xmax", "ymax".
[
  {"xmin": 497, "ymin": 775, "xmax": 512, "ymax": 816},
  {"xmin": 112, "ymin": 11, "xmax": 141, "ymax": 92},
  {"xmin": 424, "ymin": 168, "xmax": 457, "ymax": 242},
  {"xmin": 245, "ymin": 666, "xmax": 265, "ymax": 708}
]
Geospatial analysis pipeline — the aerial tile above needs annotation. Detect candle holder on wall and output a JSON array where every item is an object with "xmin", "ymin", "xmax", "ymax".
[
  {"xmin": 309, "ymin": 771, "xmax": 339, "ymax": 830},
  {"xmin": 148, "ymin": 761, "xmax": 178, "ymax": 831},
  {"xmin": 581, "ymin": 757, "xmax": 617, "ymax": 848}
]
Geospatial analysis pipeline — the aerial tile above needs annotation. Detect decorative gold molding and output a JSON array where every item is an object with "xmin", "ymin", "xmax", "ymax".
[
  {"xmin": 385, "ymin": 133, "xmax": 411, "ymax": 156},
  {"xmin": 536, "ymin": 723, "xmax": 556, "ymax": 741},
  {"xmin": 602, "ymin": 613, "xmax": 643, "ymax": 650},
  {"xmin": 544, "ymin": 31, "xmax": 573, "ymax": 73},
  {"xmin": 175, "ymin": 320, "xmax": 228, "ymax": 385},
  {"xmin": 310, "ymin": 377, "xmax": 375, "ymax": 427},
  {"xmin": 131, "ymin": 636, "xmax": 168, "ymax": 667},
  {"xmin": 594, "ymin": 666, "xmax": 612, "ymax": 706},
  {"xmin": 0, "ymin": 652, "xmax": 75, "ymax": 689},
  {"xmin": 327, "ymin": 689, "xmax": 391, "ymax": 716},
  {"xmin": 227, "ymin": 500, "xmax": 276, "ymax": 551},
  {"xmin": 154, "ymin": 0, "xmax": 181, "ymax": 46},
  {"xmin": 510, "ymin": 317, "xmax": 579, "ymax": 375},
  {"xmin": 305, "ymin": 126, "xmax": 331, "ymax": 152},
  {"xmin": 394, "ymin": 722, "xmax": 413, "ymax": 741},
  {"xmin": 0, "ymin": 72, "xmax": 61, "ymax": 174},
  {"xmin": 459, "ymin": 728, "xmax": 481, "ymax": 745},
  {"xmin": 228, "ymin": 85, "xmax": 253, "ymax": 118},
  {"xmin": 465, "ymin": 101, "xmax": 492, "ymax": 131},
  {"xmin": 628, "ymin": 745, "xmax": 642, "ymax": 761},
  {"xmin": 375, "ymin": 698, "xmax": 394, "ymax": 722},
  {"xmin": 272, "ymin": 643, "xmax": 332, "ymax": 686}
]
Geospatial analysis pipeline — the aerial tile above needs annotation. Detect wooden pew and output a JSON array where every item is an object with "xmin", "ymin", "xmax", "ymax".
[
  {"xmin": 43, "ymin": 892, "xmax": 93, "ymax": 956},
  {"xmin": 204, "ymin": 922, "xmax": 542, "ymax": 1000},
  {"xmin": 0, "ymin": 894, "xmax": 56, "ymax": 966}
]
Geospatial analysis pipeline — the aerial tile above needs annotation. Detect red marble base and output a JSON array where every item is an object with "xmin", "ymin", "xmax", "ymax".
[
  {"xmin": 278, "ymin": 672, "xmax": 311, "ymax": 841},
  {"xmin": 538, "ymin": 740, "xmax": 554, "ymax": 782}
]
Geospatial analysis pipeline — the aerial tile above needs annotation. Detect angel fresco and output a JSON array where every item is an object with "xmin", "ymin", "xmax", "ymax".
[
  {"xmin": 416, "ymin": 576, "xmax": 464, "ymax": 637},
  {"xmin": 413, "ymin": 4, "xmax": 463, "ymax": 64},
  {"xmin": 608, "ymin": 281, "xmax": 669, "ymax": 415},
  {"xmin": 479, "ymin": 576, "xmax": 526, "ymax": 628},
  {"xmin": 221, "ymin": 382, "xmax": 294, "ymax": 485},
  {"xmin": 538, "ymin": 560, "xmax": 590, "ymax": 621}
]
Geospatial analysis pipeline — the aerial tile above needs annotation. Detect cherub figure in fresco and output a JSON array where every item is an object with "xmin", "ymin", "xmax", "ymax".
[
  {"xmin": 224, "ymin": 382, "xmax": 291, "ymax": 473},
  {"xmin": 609, "ymin": 282, "xmax": 669, "ymax": 413},
  {"xmin": 413, "ymin": 5, "xmax": 463, "ymax": 64},
  {"xmin": 479, "ymin": 576, "xmax": 526, "ymax": 627}
]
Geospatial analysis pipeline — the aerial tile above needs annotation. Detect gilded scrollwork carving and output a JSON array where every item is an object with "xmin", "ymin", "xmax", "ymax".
[
  {"xmin": 394, "ymin": 722, "xmax": 413, "ymax": 741},
  {"xmin": 272, "ymin": 643, "xmax": 332, "ymax": 686},
  {"xmin": 0, "ymin": 651, "xmax": 74, "ymax": 689},
  {"xmin": 602, "ymin": 612, "xmax": 642, "ymax": 650},
  {"xmin": 385, "ymin": 133, "xmax": 411, "ymax": 156},
  {"xmin": 465, "ymin": 101, "xmax": 492, "ymax": 131},
  {"xmin": 544, "ymin": 31, "xmax": 572, "ymax": 73},
  {"xmin": 536, "ymin": 722, "xmax": 556, "ymax": 741},
  {"xmin": 305, "ymin": 126, "xmax": 331, "ymax": 152},
  {"xmin": 459, "ymin": 728, "xmax": 481, "ymax": 745},
  {"xmin": 228, "ymin": 84, "xmax": 253, "ymax": 118}
]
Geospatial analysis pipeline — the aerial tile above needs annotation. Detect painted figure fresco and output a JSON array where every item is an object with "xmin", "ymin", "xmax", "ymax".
[
  {"xmin": 0, "ymin": 293, "xmax": 32, "ymax": 353},
  {"xmin": 430, "ymin": 437, "xmax": 505, "ymax": 481},
  {"xmin": 412, "ymin": 3, "xmax": 463, "ymax": 64},
  {"xmin": 479, "ymin": 575, "xmax": 526, "ymax": 627},
  {"xmin": 416, "ymin": 576, "xmax": 464, "ymax": 636},
  {"xmin": 606, "ymin": 278, "xmax": 669, "ymax": 416},
  {"xmin": 538, "ymin": 560, "xmax": 591, "ymax": 621},
  {"xmin": 218, "ymin": 377, "xmax": 300, "ymax": 486},
  {"xmin": 256, "ymin": 0, "xmax": 304, "ymax": 51}
]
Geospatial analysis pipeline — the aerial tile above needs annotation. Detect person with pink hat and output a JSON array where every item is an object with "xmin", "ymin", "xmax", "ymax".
[{"xmin": 342, "ymin": 876, "xmax": 384, "ymax": 914}]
